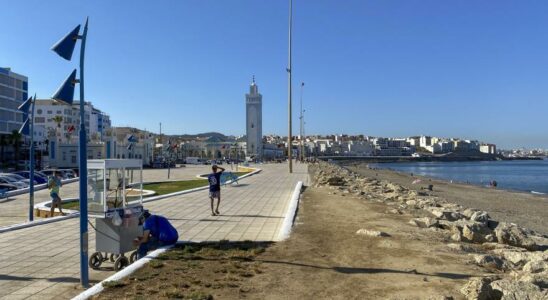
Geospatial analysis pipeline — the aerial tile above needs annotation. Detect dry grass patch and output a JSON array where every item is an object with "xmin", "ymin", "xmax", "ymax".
[{"xmin": 93, "ymin": 241, "xmax": 271, "ymax": 300}]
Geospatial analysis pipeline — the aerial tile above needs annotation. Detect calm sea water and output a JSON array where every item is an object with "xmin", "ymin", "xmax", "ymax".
[{"xmin": 370, "ymin": 159, "xmax": 548, "ymax": 194}]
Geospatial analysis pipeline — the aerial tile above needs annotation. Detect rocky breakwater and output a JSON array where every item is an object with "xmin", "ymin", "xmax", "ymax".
[{"xmin": 313, "ymin": 161, "xmax": 548, "ymax": 300}]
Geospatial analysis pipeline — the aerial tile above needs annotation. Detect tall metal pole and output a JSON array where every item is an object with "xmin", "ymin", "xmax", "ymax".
[
  {"xmin": 78, "ymin": 17, "xmax": 89, "ymax": 288},
  {"xmin": 299, "ymin": 82, "xmax": 304, "ymax": 162},
  {"xmin": 28, "ymin": 95, "xmax": 36, "ymax": 221},
  {"xmin": 287, "ymin": 0, "xmax": 293, "ymax": 173}
]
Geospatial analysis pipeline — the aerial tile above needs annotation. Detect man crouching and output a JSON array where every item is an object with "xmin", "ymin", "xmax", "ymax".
[{"xmin": 134, "ymin": 210, "xmax": 178, "ymax": 259}]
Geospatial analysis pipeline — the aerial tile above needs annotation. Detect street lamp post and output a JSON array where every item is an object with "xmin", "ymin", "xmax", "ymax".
[
  {"xmin": 299, "ymin": 82, "xmax": 304, "ymax": 162},
  {"xmin": 287, "ymin": 0, "xmax": 293, "ymax": 173},
  {"xmin": 51, "ymin": 18, "xmax": 90, "ymax": 287},
  {"xmin": 18, "ymin": 95, "xmax": 36, "ymax": 222}
]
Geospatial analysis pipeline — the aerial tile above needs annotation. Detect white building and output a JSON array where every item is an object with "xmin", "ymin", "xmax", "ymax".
[
  {"xmin": 0, "ymin": 67, "xmax": 28, "ymax": 135},
  {"xmin": 33, "ymin": 99, "xmax": 111, "ymax": 144},
  {"xmin": 480, "ymin": 144, "xmax": 497, "ymax": 155},
  {"xmin": 246, "ymin": 77, "xmax": 263, "ymax": 159}
]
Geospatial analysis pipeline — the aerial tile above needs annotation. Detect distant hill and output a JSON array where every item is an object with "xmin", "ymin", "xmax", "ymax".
[{"xmin": 170, "ymin": 132, "xmax": 230, "ymax": 140}]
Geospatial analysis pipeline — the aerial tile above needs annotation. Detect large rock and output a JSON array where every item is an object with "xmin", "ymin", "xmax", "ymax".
[
  {"xmin": 470, "ymin": 211, "xmax": 490, "ymax": 223},
  {"xmin": 356, "ymin": 229, "xmax": 389, "ymax": 237},
  {"xmin": 428, "ymin": 208, "xmax": 463, "ymax": 221},
  {"xmin": 326, "ymin": 176, "xmax": 346, "ymax": 186},
  {"xmin": 490, "ymin": 279, "xmax": 548, "ymax": 300},
  {"xmin": 462, "ymin": 208, "xmax": 479, "ymax": 219},
  {"xmin": 409, "ymin": 217, "xmax": 439, "ymax": 228},
  {"xmin": 495, "ymin": 223, "xmax": 539, "ymax": 251},
  {"xmin": 460, "ymin": 277, "xmax": 501, "ymax": 300},
  {"xmin": 473, "ymin": 254, "xmax": 507, "ymax": 270},
  {"xmin": 523, "ymin": 260, "xmax": 548, "ymax": 274},
  {"xmin": 462, "ymin": 222, "xmax": 494, "ymax": 243}
]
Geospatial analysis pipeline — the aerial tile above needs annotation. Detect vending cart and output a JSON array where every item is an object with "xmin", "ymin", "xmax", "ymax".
[{"xmin": 87, "ymin": 159, "xmax": 144, "ymax": 271}]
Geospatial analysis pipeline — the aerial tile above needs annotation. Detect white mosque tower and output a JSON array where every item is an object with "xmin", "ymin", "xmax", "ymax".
[{"xmin": 246, "ymin": 76, "xmax": 263, "ymax": 159}]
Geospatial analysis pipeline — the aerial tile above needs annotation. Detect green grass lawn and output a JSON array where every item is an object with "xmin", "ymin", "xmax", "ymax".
[
  {"xmin": 61, "ymin": 171, "xmax": 251, "ymax": 210},
  {"xmin": 143, "ymin": 179, "xmax": 209, "ymax": 196},
  {"xmin": 61, "ymin": 201, "xmax": 80, "ymax": 210}
]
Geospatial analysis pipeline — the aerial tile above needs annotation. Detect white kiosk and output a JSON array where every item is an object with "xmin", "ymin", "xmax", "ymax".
[{"xmin": 87, "ymin": 159, "xmax": 144, "ymax": 271}]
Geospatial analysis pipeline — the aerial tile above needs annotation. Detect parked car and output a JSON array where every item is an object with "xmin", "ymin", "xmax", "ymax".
[
  {"xmin": 0, "ymin": 183, "xmax": 18, "ymax": 192},
  {"xmin": 12, "ymin": 171, "xmax": 48, "ymax": 184},
  {"xmin": 41, "ymin": 169, "xmax": 77, "ymax": 180},
  {"xmin": 0, "ymin": 176, "xmax": 27, "ymax": 189},
  {"xmin": 60, "ymin": 169, "xmax": 77, "ymax": 179},
  {"xmin": 7, "ymin": 173, "xmax": 38, "ymax": 185}
]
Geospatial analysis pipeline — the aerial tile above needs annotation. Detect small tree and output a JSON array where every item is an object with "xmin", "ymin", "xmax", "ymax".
[
  {"xmin": 9, "ymin": 130, "xmax": 22, "ymax": 169},
  {"xmin": 52, "ymin": 115, "xmax": 63, "ymax": 142}
]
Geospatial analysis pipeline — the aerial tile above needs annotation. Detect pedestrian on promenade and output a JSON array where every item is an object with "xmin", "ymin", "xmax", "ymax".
[
  {"xmin": 134, "ymin": 210, "xmax": 178, "ymax": 259},
  {"xmin": 208, "ymin": 164, "xmax": 225, "ymax": 216},
  {"xmin": 48, "ymin": 171, "xmax": 65, "ymax": 217}
]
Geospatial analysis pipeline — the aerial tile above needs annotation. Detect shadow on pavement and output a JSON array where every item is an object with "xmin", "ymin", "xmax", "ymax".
[
  {"xmin": 224, "ymin": 214, "xmax": 283, "ymax": 219},
  {"xmin": 0, "ymin": 274, "xmax": 81, "ymax": 283}
]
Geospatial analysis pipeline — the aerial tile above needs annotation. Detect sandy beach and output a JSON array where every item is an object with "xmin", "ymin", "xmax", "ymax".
[{"xmin": 344, "ymin": 162, "xmax": 548, "ymax": 236}]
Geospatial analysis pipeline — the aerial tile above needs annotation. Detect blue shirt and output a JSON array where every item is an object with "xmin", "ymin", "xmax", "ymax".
[
  {"xmin": 208, "ymin": 172, "xmax": 222, "ymax": 192},
  {"xmin": 143, "ymin": 215, "xmax": 178, "ymax": 243}
]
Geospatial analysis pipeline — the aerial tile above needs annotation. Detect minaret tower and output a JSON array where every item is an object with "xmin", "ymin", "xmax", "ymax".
[{"xmin": 246, "ymin": 76, "xmax": 263, "ymax": 159}]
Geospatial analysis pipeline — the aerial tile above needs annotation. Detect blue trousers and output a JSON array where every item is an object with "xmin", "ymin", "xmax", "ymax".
[{"xmin": 137, "ymin": 237, "xmax": 176, "ymax": 259}]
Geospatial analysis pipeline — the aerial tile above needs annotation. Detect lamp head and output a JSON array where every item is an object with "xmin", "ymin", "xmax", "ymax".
[
  {"xmin": 18, "ymin": 96, "xmax": 33, "ymax": 112},
  {"xmin": 52, "ymin": 69, "xmax": 77, "ymax": 105},
  {"xmin": 51, "ymin": 25, "xmax": 81, "ymax": 61},
  {"xmin": 19, "ymin": 118, "xmax": 30, "ymax": 136}
]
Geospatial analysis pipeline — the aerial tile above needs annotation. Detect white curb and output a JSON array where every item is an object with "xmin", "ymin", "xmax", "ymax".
[
  {"xmin": 0, "ymin": 213, "xmax": 79, "ymax": 233},
  {"xmin": 278, "ymin": 181, "xmax": 304, "ymax": 241},
  {"xmin": 0, "ymin": 177, "xmax": 78, "ymax": 200},
  {"xmin": 71, "ymin": 244, "xmax": 177, "ymax": 300}
]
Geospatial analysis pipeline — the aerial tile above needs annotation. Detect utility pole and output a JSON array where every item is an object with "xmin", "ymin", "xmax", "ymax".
[{"xmin": 287, "ymin": 0, "xmax": 293, "ymax": 173}]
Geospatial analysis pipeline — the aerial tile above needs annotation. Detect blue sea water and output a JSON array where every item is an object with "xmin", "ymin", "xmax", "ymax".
[{"xmin": 370, "ymin": 159, "xmax": 548, "ymax": 194}]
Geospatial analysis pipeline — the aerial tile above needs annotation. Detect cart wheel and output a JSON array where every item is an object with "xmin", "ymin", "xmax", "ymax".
[
  {"xmin": 110, "ymin": 253, "xmax": 120, "ymax": 262},
  {"xmin": 130, "ymin": 251, "xmax": 138, "ymax": 264},
  {"xmin": 114, "ymin": 256, "xmax": 129, "ymax": 271},
  {"xmin": 89, "ymin": 252, "xmax": 103, "ymax": 269}
]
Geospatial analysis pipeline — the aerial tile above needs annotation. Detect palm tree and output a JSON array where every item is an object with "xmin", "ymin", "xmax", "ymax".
[
  {"xmin": 0, "ymin": 135, "xmax": 7, "ymax": 165},
  {"xmin": 52, "ymin": 115, "xmax": 63, "ymax": 142},
  {"xmin": 9, "ymin": 130, "xmax": 22, "ymax": 169}
]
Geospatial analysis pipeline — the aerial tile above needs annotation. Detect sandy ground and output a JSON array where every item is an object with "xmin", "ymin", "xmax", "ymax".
[
  {"xmin": 345, "ymin": 163, "xmax": 548, "ymax": 236},
  {"xmin": 95, "ymin": 166, "xmax": 494, "ymax": 300}
]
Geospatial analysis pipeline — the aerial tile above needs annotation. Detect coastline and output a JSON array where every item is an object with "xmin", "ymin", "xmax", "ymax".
[{"xmin": 343, "ymin": 162, "xmax": 548, "ymax": 236}]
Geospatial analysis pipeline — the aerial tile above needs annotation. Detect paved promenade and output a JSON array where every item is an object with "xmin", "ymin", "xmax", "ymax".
[
  {"xmin": 0, "ymin": 164, "xmax": 243, "ymax": 227},
  {"xmin": 0, "ymin": 163, "xmax": 308, "ymax": 300}
]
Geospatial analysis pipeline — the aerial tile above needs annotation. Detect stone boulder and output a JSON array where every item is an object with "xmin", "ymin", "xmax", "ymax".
[
  {"xmin": 460, "ymin": 277, "xmax": 501, "ymax": 300},
  {"xmin": 473, "ymin": 254, "xmax": 507, "ymax": 271},
  {"xmin": 495, "ymin": 223, "xmax": 539, "ymax": 251},
  {"xmin": 490, "ymin": 279, "xmax": 548, "ymax": 300},
  {"xmin": 409, "ymin": 217, "xmax": 439, "ymax": 229},
  {"xmin": 523, "ymin": 260, "xmax": 548, "ymax": 274},
  {"xmin": 356, "ymin": 229, "xmax": 389, "ymax": 237},
  {"xmin": 462, "ymin": 222, "xmax": 494, "ymax": 243},
  {"xmin": 326, "ymin": 176, "xmax": 346, "ymax": 186},
  {"xmin": 427, "ymin": 207, "xmax": 464, "ymax": 221},
  {"xmin": 470, "ymin": 211, "xmax": 490, "ymax": 223}
]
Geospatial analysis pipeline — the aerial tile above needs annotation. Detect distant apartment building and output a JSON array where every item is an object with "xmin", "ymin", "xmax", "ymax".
[
  {"xmin": 419, "ymin": 136, "xmax": 432, "ymax": 148},
  {"xmin": 33, "ymin": 99, "xmax": 111, "ymax": 144},
  {"xmin": 373, "ymin": 138, "xmax": 414, "ymax": 156},
  {"xmin": 480, "ymin": 144, "xmax": 497, "ymax": 155},
  {"xmin": 0, "ymin": 68, "xmax": 28, "ymax": 135}
]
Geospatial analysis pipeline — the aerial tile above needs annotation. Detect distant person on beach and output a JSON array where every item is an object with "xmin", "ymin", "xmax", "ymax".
[
  {"xmin": 47, "ymin": 172, "xmax": 65, "ymax": 217},
  {"xmin": 134, "ymin": 210, "xmax": 178, "ymax": 259},
  {"xmin": 208, "ymin": 164, "xmax": 225, "ymax": 216}
]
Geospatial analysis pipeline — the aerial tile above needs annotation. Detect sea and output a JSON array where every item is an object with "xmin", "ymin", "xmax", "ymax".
[{"xmin": 369, "ymin": 159, "xmax": 548, "ymax": 195}]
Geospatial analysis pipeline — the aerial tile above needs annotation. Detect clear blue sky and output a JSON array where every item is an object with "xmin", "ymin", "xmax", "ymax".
[{"xmin": 1, "ymin": 0, "xmax": 547, "ymax": 149}]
